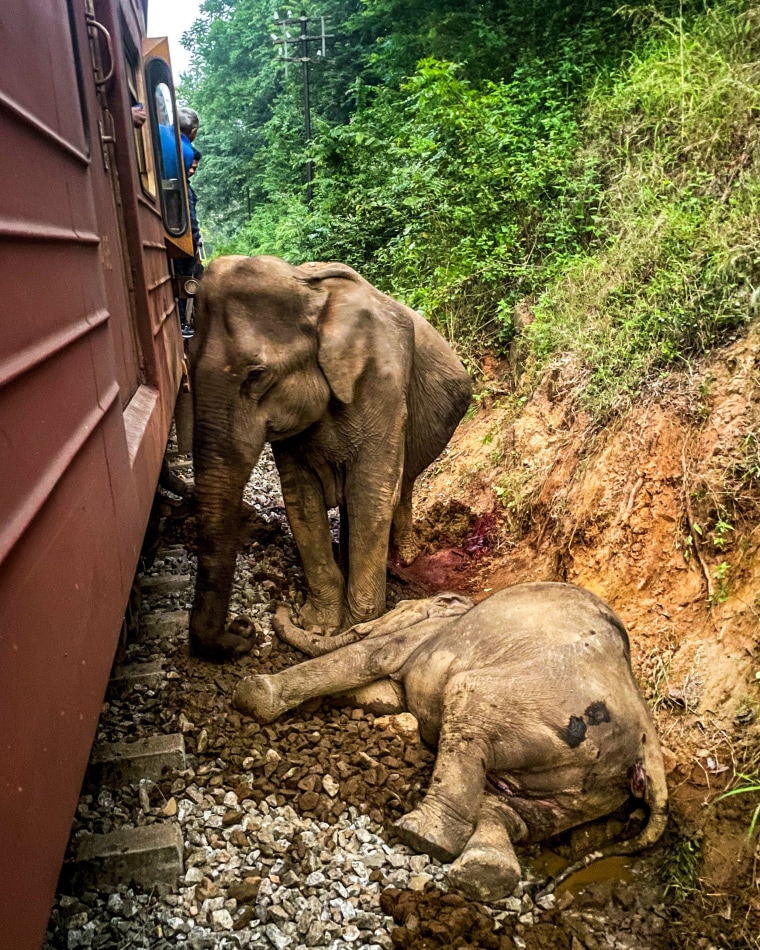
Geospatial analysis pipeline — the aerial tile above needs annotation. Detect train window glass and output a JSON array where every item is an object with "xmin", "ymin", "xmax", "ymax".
[
  {"xmin": 122, "ymin": 28, "xmax": 156, "ymax": 198},
  {"xmin": 145, "ymin": 58, "xmax": 188, "ymax": 236}
]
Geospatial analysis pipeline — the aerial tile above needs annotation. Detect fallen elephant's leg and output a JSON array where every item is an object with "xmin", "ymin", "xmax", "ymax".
[
  {"xmin": 233, "ymin": 655, "xmax": 378, "ymax": 723},
  {"xmin": 233, "ymin": 617, "xmax": 446, "ymax": 723},
  {"xmin": 447, "ymin": 797, "xmax": 526, "ymax": 901},
  {"xmin": 395, "ymin": 673, "xmax": 491, "ymax": 862}
]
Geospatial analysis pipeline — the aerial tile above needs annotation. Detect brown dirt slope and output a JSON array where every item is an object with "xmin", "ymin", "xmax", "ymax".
[{"xmin": 405, "ymin": 318, "xmax": 760, "ymax": 946}]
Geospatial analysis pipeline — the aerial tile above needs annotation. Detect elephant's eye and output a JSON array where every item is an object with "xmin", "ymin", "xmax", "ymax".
[
  {"xmin": 245, "ymin": 365, "xmax": 266, "ymax": 382},
  {"xmin": 241, "ymin": 365, "xmax": 267, "ymax": 395}
]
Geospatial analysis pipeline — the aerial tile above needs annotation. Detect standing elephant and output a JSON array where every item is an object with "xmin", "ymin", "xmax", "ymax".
[
  {"xmin": 233, "ymin": 583, "xmax": 669, "ymax": 901},
  {"xmin": 187, "ymin": 255, "xmax": 472, "ymax": 660}
]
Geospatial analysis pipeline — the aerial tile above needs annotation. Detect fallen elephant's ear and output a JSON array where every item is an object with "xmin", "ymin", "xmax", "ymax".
[{"xmin": 317, "ymin": 299, "xmax": 371, "ymax": 404}]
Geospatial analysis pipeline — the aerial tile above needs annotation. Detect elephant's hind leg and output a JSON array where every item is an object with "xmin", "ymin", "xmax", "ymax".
[
  {"xmin": 391, "ymin": 478, "xmax": 419, "ymax": 565},
  {"xmin": 394, "ymin": 673, "xmax": 491, "ymax": 862},
  {"xmin": 447, "ymin": 797, "xmax": 525, "ymax": 901}
]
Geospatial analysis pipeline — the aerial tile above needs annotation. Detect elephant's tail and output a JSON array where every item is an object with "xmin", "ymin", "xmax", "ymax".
[{"xmin": 536, "ymin": 742, "xmax": 669, "ymax": 898}]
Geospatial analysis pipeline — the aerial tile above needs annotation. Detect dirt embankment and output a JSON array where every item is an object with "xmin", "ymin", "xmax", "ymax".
[{"xmin": 403, "ymin": 319, "xmax": 760, "ymax": 944}]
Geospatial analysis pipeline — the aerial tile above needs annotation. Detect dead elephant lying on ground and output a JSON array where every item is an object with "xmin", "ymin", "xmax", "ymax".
[{"xmin": 233, "ymin": 582, "xmax": 669, "ymax": 901}]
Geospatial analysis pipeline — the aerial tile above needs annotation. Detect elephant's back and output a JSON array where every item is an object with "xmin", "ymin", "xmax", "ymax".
[
  {"xmin": 452, "ymin": 582, "xmax": 631, "ymax": 660},
  {"xmin": 424, "ymin": 582, "xmax": 630, "ymax": 683}
]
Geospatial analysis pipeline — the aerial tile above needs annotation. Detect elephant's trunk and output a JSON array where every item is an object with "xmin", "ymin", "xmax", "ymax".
[
  {"xmin": 272, "ymin": 593, "xmax": 476, "ymax": 657},
  {"xmin": 189, "ymin": 384, "xmax": 265, "ymax": 659},
  {"xmin": 272, "ymin": 605, "xmax": 367, "ymax": 656}
]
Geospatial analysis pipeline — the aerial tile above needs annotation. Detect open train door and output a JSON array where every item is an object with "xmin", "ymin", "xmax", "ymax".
[
  {"xmin": 141, "ymin": 34, "xmax": 196, "ymax": 454},
  {"xmin": 90, "ymin": 0, "xmax": 191, "ymax": 495}
]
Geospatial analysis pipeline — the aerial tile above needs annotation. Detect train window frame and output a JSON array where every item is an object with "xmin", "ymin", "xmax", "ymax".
[
  {"xmin": 65, "ymin": 0, "xmax": 92, "ymax": 156},
  {"xmin": 144, "ymin": 57, "xmax": 188, "ymax": 237},
  {"xmin": 122, "ymin": 20, "xmax": 156, "ymax": 199}
]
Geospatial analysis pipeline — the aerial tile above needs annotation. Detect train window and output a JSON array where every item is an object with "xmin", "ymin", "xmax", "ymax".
[
  {"xmin": 145, "ymin": 57, "xmax": 188, "ymax": 236},
  {"xmin": 123, "ymin": 29, "xmax": 156, "ymax": 198},
  {"xmin": 65, "ymin": 0, "xmax": 91, "ymax": 155}
]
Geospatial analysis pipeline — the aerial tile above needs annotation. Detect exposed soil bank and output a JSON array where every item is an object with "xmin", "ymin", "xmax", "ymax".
[{"xmin": 403, "ymin": 319, "xmax": 760, "ymax": 948}]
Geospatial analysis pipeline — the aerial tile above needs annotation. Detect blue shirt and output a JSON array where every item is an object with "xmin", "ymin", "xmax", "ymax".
[
  {"xmin": 159, "ymin": 123, "xmax": 179, "ymax": 179},
  {"xmin": 180, "ymin": 133, "xmax": 195, "ymax": 176}
]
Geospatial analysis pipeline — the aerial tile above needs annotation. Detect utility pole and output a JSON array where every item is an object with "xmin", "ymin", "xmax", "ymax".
[{"xmin": 272, "ymin": 11, "xmax": 332, "ymax": 206}]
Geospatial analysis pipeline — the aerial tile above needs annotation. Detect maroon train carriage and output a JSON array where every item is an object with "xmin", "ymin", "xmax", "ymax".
[{"xmin": 0, "ymin": 2, "xmax": 195, "ymax": 947}]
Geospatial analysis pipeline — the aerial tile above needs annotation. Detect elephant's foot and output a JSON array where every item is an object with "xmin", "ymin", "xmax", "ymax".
[
  {"xmin": 189, "ymin": 621, "xmax": 255, "ymax": 662},
  {"xmin": 447, "ymin": 821, "xmax": 521, "ymax": 902},
  {"xmin": 298, "ymin": 596, "xmax": 344, "ymax": 636},
  {"xmin": 394, "ymin": 799, "xmax": 474, "ymax": 863},
  {"xmin": 447, "ymin": 842, "xmax": 521, "ymax": 902},
  {"xmin": 233, "ymin": 674, "xmax": 285, "ymax": 724}
]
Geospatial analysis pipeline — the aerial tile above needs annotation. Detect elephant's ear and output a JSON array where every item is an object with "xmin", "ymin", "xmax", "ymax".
[{"xmin": 316, "ymin": 290, "xmax": 372, "ymax": 404}]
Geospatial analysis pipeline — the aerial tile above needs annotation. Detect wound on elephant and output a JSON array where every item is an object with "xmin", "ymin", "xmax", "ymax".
[
  {"xmin": 585, "ymin": 700, "xmax": 612, "ymax": 725},
  {"xmin": 559, "ymin": 715, "xmax": 588, "ymax": 748}
]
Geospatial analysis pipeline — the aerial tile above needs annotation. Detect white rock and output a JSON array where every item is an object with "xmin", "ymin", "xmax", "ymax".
[
  {"xmin": 501, "ymin": 897, "xmax": 522, "ymax": 913},
  {"xmin": 211, "ymin": 909, "xmax": 234, "ymax": 931},
  {"xmin": 322, "ymin": 774, "xmax": 339, "ymax": 797},
  {"xmin": 264, "ymin": 923, "xmax": 292, "ymax": 949},
  {"xmin": 329, "ymin": 898, "xmax": 356, "ymax": 921},
  {"xmin": 408, "ymin": 874, "xmax": 432, "ymax": 891},
  {"xmin": 387, "ymin": 854, "xmax": 408, "ymax": 869}
]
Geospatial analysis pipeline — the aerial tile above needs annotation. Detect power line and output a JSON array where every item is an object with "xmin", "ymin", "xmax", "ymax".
[{"xmin": 272, "ymin": 11, "xmax": 333, "ymax": 205}]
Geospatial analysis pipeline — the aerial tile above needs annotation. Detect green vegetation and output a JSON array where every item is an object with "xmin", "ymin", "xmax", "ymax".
[
  {"xmin": 182, "ymin": 0, "xmax": 760, "ymax": 419},
  {"xmin": 526, "ymin": 3, "xmax": 760, "ymax": 419},
  {"xmin": 716, "ymin": 772, "xmax": 760, "ymax": 839},
  {"xmin": 660, "ymin": 829, "xmax": 703, "ymax": 899}
]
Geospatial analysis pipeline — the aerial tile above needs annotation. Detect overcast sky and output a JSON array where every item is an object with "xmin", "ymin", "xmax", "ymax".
[{"xmin": 147, "ymin": 0, "xmax": 205, "ymax": 82}]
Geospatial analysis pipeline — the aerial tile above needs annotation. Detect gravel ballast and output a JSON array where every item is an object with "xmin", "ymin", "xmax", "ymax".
[{"xmin": 44, "ymin": 448, "xmax": 670, "ymax": 950}]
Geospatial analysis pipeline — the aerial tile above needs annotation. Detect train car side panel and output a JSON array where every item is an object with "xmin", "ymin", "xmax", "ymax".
[{"xmin": 0, "ymin": 1, "xmax": 184, "ymax": 947}]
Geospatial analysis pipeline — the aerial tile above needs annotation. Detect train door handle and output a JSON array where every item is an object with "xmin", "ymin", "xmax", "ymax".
[{"xmin": 85, "ymin": 11, "xmax": 115, "ymax": 86}]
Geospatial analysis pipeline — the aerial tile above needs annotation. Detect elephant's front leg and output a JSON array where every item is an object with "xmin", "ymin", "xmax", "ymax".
[
  {"xmin": 233, "ymin": 622, "xmax": 432, "ymax": 723},
  {"xmin": 274, "ymin": 447, "xmax": 346, "ymax": 634},
  {"xmin": 344, "ymin": 448, "xmax": 404, "ymax": 625}
]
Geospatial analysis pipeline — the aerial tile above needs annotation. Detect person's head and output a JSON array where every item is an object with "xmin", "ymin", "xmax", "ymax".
[
  {"xmin": 178, "ymin": 107, "xmax": 200, "ymax": 142},
  {"xmin": 188, "ymin": 148, "xmax": 202, "ymax": 177}
]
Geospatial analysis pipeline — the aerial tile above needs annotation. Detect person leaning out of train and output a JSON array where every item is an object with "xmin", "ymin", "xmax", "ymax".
[
  {"xmin": 178, "ymin": 107, "xmax": 200, "ymax": 177},
  {"xmin": 187, "ymin": 149, "xmax": 204, "ymax": 277},
  {"xmin": 176, "ymin": 129, "xmax": 203, "ymax": 340}
]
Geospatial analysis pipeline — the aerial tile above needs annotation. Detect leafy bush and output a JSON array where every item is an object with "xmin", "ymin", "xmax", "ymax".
[{"xmin": 525, "ymin": 1, "xmax": 760, "ymax": 419}]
